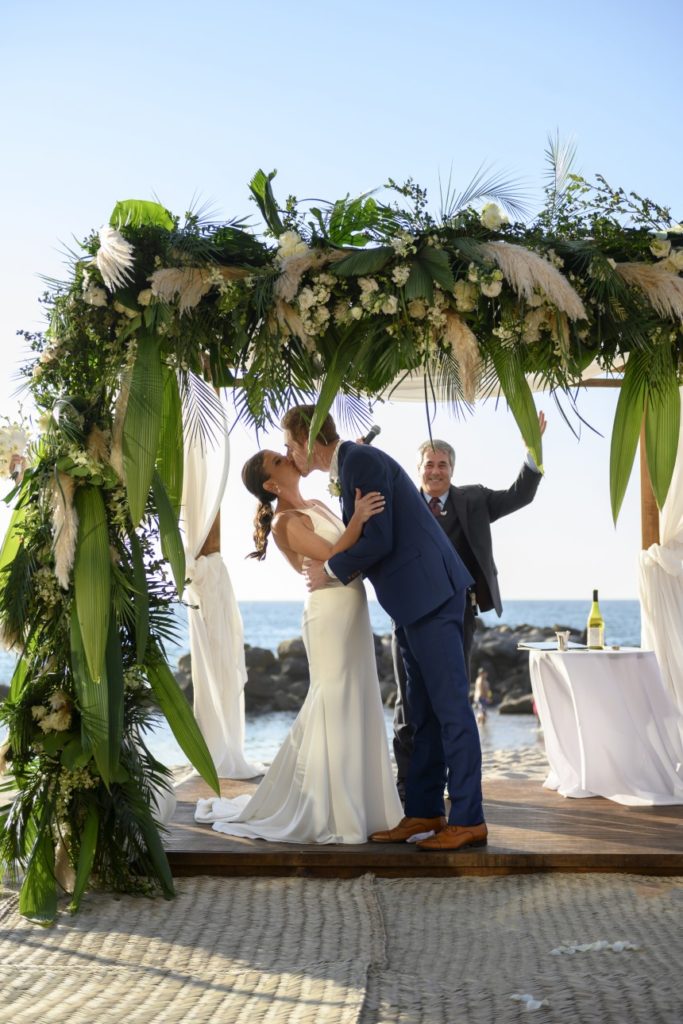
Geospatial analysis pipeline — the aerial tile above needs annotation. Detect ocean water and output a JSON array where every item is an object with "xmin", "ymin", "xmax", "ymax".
[{"xmin": 0, "ymin": 599, "xmax": 640, "ymax": 765}]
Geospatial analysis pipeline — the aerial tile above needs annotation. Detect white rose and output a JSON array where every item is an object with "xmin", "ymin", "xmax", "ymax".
[
  {"xmin": 480, "ymin": 203, "xmax": 508, "ymax": 231},
  {"xmin": 358, "ymin": 277, "xmax": 379, "ymax": 293},
  {"xmin": 669, "ymin": 223, "xmax": 683, "ymax": 234},
  {"xmin": 114, "ymin": 301, "xmax": 138, "ymax": 319},
  {"xmin": 277, "ymin": 230, "xmax": 308, "ymax": 260},
  {"xmin": 650, "ymin": 238, "xmax": 671, "ymax": 259},
  {"xmin": 453, "ymin": 280, "xmax": 478, "ymax": 312},
  {"xmin": 381, "ymin": 295, "xmax": 399, "ymax": 315},
  {"xmin": 407, "ymin": 299, "xmax": 427, "ymax": 320},
  {"xmin": 667, "ymin": 249, "xmax": 683, "ymax": 272},
  {"xmin": 526, "ymin": 291, "xmax": 545, "ymax": 308},
  {"xmin": 350, "ymin": 306, "xmax": 363, "ymax": 320},
  {"xmin": 82, "ymin": 284, "xmax": 108, "ymax": 307},
  {"xmin": 480, "ymin": 280, "xmax": 503, "ymax": 298},
  {"xmin": 138, "ymin": 288, "xmax": 153, "ymax": 306}
]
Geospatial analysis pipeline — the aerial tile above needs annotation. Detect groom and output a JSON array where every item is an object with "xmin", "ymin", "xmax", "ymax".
[{"xmin": 282, "ymin": 405, "xmax": 487, "ymax": 851}]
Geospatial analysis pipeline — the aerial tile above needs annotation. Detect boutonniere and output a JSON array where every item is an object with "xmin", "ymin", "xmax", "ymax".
[{"xmin": 328, "ymin": 479, "xmax": 342, "ymax": 497}]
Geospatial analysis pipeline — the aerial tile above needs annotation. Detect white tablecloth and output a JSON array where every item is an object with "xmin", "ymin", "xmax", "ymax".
[{"xmin": 529, "ymin": 649, "xmax": 683, "ymax": 806}]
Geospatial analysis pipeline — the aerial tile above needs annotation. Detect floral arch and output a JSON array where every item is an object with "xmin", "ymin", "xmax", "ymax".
[{"xmin": 1, "ymin": 160, "xmax": 682, "ymax": 922}]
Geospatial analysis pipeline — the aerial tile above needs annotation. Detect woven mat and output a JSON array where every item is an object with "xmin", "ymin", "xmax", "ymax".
[{"xmin": 1, "ymin": 874, "xmax": 682, "ymax": 1023}]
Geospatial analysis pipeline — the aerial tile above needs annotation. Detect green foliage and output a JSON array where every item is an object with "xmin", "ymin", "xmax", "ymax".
[
  {"xmin": 151, "ymin": 470, "xmax": 185, "ymax": 598},
  {"xmin": 123, "ymin": 334, "xmax": 164, "ymax": 526},
  {"xmin": 610, "ymin": 354, "xmax": 648, "ymax": 523},
  {"xmin": 73, "ymin": 486, "xmax": 111, "ymax": 682},
  {"xmin": 110, "ymin": 199, "xmax": 175, "ymax": 232},
  {"xmin": 248, "ymin": 169, "xmax": 284, "ymax": 236}
]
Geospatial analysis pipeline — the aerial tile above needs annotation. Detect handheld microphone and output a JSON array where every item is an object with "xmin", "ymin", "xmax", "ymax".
[{"xmin": 362, "ymin": 424, "xmax": 381, "ymax": 445}]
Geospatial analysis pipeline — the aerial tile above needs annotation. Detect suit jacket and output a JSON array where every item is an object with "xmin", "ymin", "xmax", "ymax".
[
  {"xmin": 327, "ymin": 442, "xmax": 473, "ymax": 627},
  {"xmin": 434, "ymin": 463, "xmax": 541, "ymax": 616}
]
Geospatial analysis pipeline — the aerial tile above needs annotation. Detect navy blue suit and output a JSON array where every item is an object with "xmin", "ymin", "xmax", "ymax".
[{"xmin": 328, "ymin": 442, "xmax": 484, "ymax": 826}]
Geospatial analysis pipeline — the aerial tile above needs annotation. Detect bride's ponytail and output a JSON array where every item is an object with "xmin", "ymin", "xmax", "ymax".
[
  {"xmin": 249, "ymin": 500, "xmax": 274, "ymax": 560},
  {"xmin": 242, "ymin": 451, "xmax": 276, "ymax": 561}
]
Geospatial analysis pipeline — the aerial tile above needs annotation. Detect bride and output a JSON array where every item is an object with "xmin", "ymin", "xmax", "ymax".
[{"xmin": 195, "ymin": 449, "xmax": 403, "ymax": 844}]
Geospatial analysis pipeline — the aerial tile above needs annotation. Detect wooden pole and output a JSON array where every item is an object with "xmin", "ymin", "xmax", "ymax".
[{"xmin": 639, "ymin": 421, "xmax": 660, "ymax": 550}]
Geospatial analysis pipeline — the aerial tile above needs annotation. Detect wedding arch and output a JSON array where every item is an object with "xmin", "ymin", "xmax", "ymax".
[{"xmin": 1, "ymin": 156, "xmax": 682, "ymax": 922}]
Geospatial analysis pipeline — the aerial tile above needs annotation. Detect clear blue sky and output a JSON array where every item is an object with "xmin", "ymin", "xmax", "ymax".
[{"xmin": 1, "ymin": 0, "xmax": 681, "ymax": 601}]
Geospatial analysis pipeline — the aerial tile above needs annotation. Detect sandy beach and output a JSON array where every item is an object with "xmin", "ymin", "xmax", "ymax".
[{"xmin": 2, "ymin": 747, "xmax": 681, "ymax": 1023}]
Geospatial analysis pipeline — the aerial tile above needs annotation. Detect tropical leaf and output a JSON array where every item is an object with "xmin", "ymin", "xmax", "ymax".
[
  {"xmin": 490, "ymin": 349, "xmax": 543, "ymax": 470},
  {"xmin": 248, "ymin": 169, "xmax": 284, "ymax": 236},
  {"xmin": 128, "ymin": 528, "xmax": 149, "ymax": 664},
  {"xmin": 0, "ymin": 501, "xmax": 26, "ymax": 574},
  {"xmin": 120, "ymin": 780, "xmax": 175, "ymax": 898},
  {"xmin": 157, "ymin": 365, "xmax": 184, "ymax": 516},
  {"xmin": 68, "ymin": 802, "xmax": 99, "ymax": 912},
  {"xmin": 151, "ymin": 470, "xmax": 186, "ymax": 598},
  {"xmin": 441, "ymin": 163, "xmax": 532, "ymax": 222},
  {"xmin": 146, "ymin": 655, "xmax": 219, "ymax": 795},
  {"xmin": 645, "ymin": 366, "xmax": 680, "ymax": 509},
  {"xmin": 123, "ymin": 333, "xmax": 164, "ymax": 526},
  {"xmin": 9, "ymin": 655, "xmax": 27, "ymax": 701},
  {"xmin": 609, "ymin": 354, "xmax": 648, "ymax": 523},
  {"xmin": 19, "ymin": 823, "xmax": 56, "ymax": 926},
  {"xmin": 109, "ymin": 199, "xmax": 174, "ymax": 232},
  {"xmin": 417, "ymin": 246, "xmax": 455, "ymax": 291},
  {"xmin": 73, "ymin": 486, "xmax": 110, "ymax": 682},
  {"xmin": 307, "ymin": 350, "xmax": 347, "ymax": 456},
  {"xmin": 331, "ymin": 246, "xmax": 393, "ymax": 277},
  {"xmin": 71, "ymin": 608, "xmax": 114, "ymax": 786},
  {"xmin": 404, "ymin": 261, "xmax": 434, "ymax": 302}
]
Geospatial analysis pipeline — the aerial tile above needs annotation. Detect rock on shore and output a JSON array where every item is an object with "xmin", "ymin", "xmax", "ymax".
[{"xmin": 174, "ymin": 620, "xmax": 585, "ymax": 715}]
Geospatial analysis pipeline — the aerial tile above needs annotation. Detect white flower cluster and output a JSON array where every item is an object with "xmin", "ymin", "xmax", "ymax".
[
  {"xmin": 297, "ymin": 272, "xmax": 336, "ymax": 335},
  {"xmin": 81, "ymin": 270, "xmax": 108, "ymax": 308},
  {"xmin": 390, "ymin": 233, "xmax": 417, "ymax": 258},
  {"xmin": 467, "ymin": 263, "xmax": 504, "ymax": 298},
  {"xmin": 0, "ymin": 421, "xmax": 29, "ymax": 478},
  {"xmin": 650, "ymin": 233, "xmax": 683, "ymax": 273},
  {"xmin": 32, "ymin": 566, "xmax": 62, "ymax": 608},
  {"xmin": 32, "ymin": 690, "xmax": 73, "ymax": 734},
  {"xmin": 480, "ymin": 203, "xmax": 509, "ymax": 231},
  {"xmin": 277, "ymin": 230, "xmax": 308, "ymax": 261}
]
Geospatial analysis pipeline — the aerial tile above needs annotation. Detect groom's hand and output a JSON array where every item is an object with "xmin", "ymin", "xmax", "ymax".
[{"xmin": 304, "ymin": 559, "xmax": 329, "ymax": 592}]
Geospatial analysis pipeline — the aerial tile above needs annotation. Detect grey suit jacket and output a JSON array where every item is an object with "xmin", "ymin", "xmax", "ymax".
[{"xmin": 432, "ymin": 463, "xmax": 541, "ymax": 616}]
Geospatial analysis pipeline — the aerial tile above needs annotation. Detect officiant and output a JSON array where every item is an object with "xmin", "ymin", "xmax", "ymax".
[{"xmin": 392, "ymin": 411, "xmax": 546, "ymax": 802}]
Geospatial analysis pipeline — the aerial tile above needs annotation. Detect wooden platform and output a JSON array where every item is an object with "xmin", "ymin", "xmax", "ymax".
[{"xmin": 165, "ymin": 776, "xmax": 683, "ymax": 878}]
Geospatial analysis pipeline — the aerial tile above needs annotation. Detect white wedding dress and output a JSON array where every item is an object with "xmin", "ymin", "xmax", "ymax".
[{"xmin": 195, "ymin": 506, "xmax": 403, "ymax": 844}]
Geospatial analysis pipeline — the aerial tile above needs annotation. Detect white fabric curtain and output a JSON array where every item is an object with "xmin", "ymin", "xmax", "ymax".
[
  {"xmin": 181, "ymin": 392, "xmax": 263, "ymax": 778},
  {"xmin": 639, "ymin": 387, "xmax": 683, "ymax": 712}
]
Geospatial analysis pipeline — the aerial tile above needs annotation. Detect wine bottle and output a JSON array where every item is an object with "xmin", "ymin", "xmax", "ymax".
[{"xmin": 586, "ymin": 589, "xmax": 605, "ymax": 650}]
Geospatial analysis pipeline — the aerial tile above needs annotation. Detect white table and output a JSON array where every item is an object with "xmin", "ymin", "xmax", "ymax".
[{"xmin": 529, "ymin": 648, "xmax": 683, "ymax": 806}]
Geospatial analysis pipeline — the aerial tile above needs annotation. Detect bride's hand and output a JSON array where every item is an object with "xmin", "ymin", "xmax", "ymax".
[{"xmin": 352, "ymin": 488, "xmax": 385, "ymax": 523}]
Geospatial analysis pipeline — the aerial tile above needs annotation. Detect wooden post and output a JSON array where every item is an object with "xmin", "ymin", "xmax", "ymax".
[{"xmin": 639, "ymin": 421, "xmax": 660, "ymax": 550}]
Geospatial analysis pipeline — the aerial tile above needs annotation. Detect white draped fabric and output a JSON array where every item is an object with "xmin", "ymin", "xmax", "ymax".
[
  {"xmin": 639, "ymin": 387, "xmax": 683, "ymax": 712},
  {"xmin": 181, "ymin": 395, "xmax": 263, "ymax": 779}
]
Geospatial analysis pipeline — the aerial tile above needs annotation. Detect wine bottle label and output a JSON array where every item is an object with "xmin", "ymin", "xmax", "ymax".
[{"xmin": 587, "ymin": 627, "xmax": 604, "ymax": 648}]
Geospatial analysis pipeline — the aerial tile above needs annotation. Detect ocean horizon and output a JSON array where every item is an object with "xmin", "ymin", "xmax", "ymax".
[{"xmin": 0, "ymin": 598, "xmax": 641, "ymax": 688}]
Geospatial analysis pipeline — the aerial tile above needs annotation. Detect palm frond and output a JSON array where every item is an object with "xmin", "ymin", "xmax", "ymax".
[
  {"xmin": 543, "ymin": 131, "xmax": 579, "ymax": 223},
  {"xmin": 179, "ymin": 370, "xmax": 226, "ymax": 450},
  {"xmin": 442, "ymin": 163, "xmax": 532, "ymax": 223}
]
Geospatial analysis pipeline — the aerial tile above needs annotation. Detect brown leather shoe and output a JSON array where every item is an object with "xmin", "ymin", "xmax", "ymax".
[
  {"xmin": 416, "ymin": 822, "xmax": 488, "ymax": 851},
  {"xmin": 369, "ymin": 816, "xmax": 447, "ymax": 843}
]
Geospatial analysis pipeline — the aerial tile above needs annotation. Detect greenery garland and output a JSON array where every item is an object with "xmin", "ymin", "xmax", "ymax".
[{"xmin": 0, "ymin": 149, "xmax": 681, "ymax": 922}]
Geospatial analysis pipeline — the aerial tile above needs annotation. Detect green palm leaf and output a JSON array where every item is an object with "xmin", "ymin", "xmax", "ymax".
[
  {"xmin": 0, "ymin": 500, "xmax": 26, "ymax": 574},
  {"xmin": 151, "ymin": 470, "xmax": 186, "ymax": 598},
  {"xmin": 123, "ymin": 333, "xmax": 164, "ymax": 526},
  {"xmin": 120, "ymin": 780, "xmax": 175, "ymax": 898},
  {"xmin": 332, "ymin": 246, "xmax": 393, "ymax": 277},
  {"xmin": 146, "ymin": 654, "xmax": 219, "ymax": 795},
  {"xmin": 645, "ymin": 368, "xmax": 680, "ymax": 510},
  {"xmin": 109, "ymin": 199, "xmax": 174, "ymax": 231},
  {"xmin": 157, "ymin": 366, "xmax": 184, "ymax": 516},
  {"xmin": 73, "ymin": 486, "xmax": 111, "ymax": 682},
  {"xmin": 19, "ymin": 822, "xmax": 56, "ymax": 925},
  {"xmin": 68, "ymin": 802, "xmax": 99, "ymax": 912},
  {"xmin": 248, "ymin": 169, "xmax": 284, "ymax": 236},
  {"xmin": 609, "ymin": 354, "xmax": 648, "ymax": 523},
  {"xmin": 128, "ymin": 528, "xmax": 149, "ymax": 663},
  {"xmin": 70, "ymin": 608, "xmax": 122, "ymax": 787},
  {"xmin": 307, "ymin": 349, "xmax": 346, "ymax": 456},
  {"xmin": 490, "ymin": 350, "xmax": 543, "ymax": 470}
]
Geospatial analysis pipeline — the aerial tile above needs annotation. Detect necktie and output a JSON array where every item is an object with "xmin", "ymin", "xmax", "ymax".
[{"xmin": 429, "ymin": 496, "xmax": 442, "ymax": 517}]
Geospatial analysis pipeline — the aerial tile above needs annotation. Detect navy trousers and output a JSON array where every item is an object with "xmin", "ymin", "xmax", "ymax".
[{"xmin": 394, "ymin": 590, "xmax": 483, "ymax": 826}]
